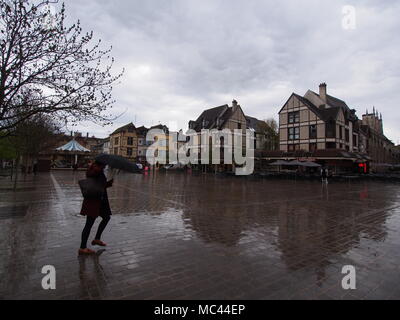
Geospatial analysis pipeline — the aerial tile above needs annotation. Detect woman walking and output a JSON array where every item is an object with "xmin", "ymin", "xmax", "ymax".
[{"xmin": 79, "ymin": 161, "xmax": 113, "ymax": 255}]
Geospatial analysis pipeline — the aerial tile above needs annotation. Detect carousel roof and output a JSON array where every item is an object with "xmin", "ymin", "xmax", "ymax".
[{"xmin": 56, "ymin": 139, "xmax": 90, "ymax": 152}]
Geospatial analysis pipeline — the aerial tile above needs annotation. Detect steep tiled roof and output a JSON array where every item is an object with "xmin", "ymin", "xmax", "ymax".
[
  {"xmin": 245, "ymin": 115, "xmax": 259, "ymax": 130},
  {"xmin": 191, "ymin": 103, "xmax": 264, "ymax": 132},
  {"xmin": 150, "ymin": 124, "xmax": 169, "ymax": 132},
  {"xmin": 327, "ymin": 94, "xmax": 348, "ymax": 109},
  {"xmin": 191, "ymin": 105, "xmax": 229, "ymax": 131},
  {"xmin": 111, "ymin": 123, "xmax": 136, "ymax": 135},
  {"xmin": 308, "ymin": 90, "xmax": 359, "ymax": 122},
  {"xmin": 292, "ymin": 93, "xmax": 342, "ymax": 122},
  {"xmin": 292, "ymin": 93, "xmax": 325, "ymax": 119},
  {"xmin": 136, "ymin": 126, "xmax": 148, "ymax": 136},
  {"xmin": 321, "ymin": 107, "xmax": 342, "ymax": 121},
  {"xmin": 245, "ymin": 115, "xmax": 269, "ymax": 132}
]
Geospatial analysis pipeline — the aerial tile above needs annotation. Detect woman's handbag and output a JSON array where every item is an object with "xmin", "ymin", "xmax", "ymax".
[{"xmin": 78, "ymin": 178, "xmax": 105, "ymax": 199}]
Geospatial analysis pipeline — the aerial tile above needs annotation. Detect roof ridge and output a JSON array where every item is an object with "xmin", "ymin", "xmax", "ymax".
[
  {"xmin": 204, "ymin": 104, "xmax": 229, "ymax": 112},
  {"xmin": 111, "ymin": 122, "xmax": 136, "ymax": 135},
  {"xmin": 326, "ymin": 93, "xmax": 346, "ymax": 103}
]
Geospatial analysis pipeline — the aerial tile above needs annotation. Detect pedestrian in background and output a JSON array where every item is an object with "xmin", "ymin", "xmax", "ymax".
[
  {"xmin": 33, "ymin": 161, "xmax": 38, "ymax": 175},
  {"xmin": 321, "ymin": 166, "xmax": 328, "ymax": 184}
]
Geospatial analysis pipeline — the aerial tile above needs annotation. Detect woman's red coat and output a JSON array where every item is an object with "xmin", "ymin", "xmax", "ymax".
[{"xmin": 80, "ymin": 164, "xmax": 112, "ymax": 218}]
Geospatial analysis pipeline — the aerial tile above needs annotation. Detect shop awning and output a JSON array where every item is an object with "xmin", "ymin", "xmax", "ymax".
[
  {"xmin": 268, "ymin": 160, "xmax": 291, "ymax": 166},
  {"xmin": 301, "ymin": 161, "xmax": 321, "ymax": 167}
]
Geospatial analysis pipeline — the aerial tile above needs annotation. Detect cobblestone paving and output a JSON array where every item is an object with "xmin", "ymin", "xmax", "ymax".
[{"xmin": 1, "ymin": 171, "xmax": 400, "ymax": 300}]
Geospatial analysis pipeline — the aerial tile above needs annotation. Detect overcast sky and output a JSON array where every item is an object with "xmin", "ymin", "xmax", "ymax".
[{"xmin": 60, "ymin": 0, "xmax": 400, "ymax": 142}]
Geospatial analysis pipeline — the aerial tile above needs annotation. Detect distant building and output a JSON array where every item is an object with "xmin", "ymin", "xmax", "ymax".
[
  {"xmin": 188, "ymin": 100, "xmax": 252, "ymax": 172},
  {"xmin": 136, "ymin": 126, "xmax": 150, "ymax": 163},
  {"xmin": 245, "ymin": 116, "xmax": 278, "ymax": 151},
  {"xmin": 176, "ymin": 129, "xmax": 187, "ymax": 152},
  {"xmin": 279, "ymin": 83, "xmax": 360, "ymax": 153},
  {"xmin": 109, "ymin": 123, "xmax": 138, "ymax": 161},
  {"xmin": 276, "ymin": 83, "xmax": 397, "ymax": 173},
  {"xmin": 149, "ymin": 124, "xmax": 169, "ymax": 166},
  {"xmin": 102, "ymin": 137, "xmax": 110, "ymax": 154},
  {"xmin": 360, "ymin": 109, "xmax": 396, "ymax": 167}
]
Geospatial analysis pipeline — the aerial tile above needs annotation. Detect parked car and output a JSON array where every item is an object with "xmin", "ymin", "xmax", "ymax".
[
  {"xmin": 136, "ymin": 163, "xmax": 143, "ymax": 170},
  {"xmin": 163, "ymin": 164, "xmax": 185, "ymax": 171}
]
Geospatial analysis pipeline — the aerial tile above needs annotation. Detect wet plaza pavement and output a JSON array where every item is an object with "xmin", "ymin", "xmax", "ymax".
[{"xmin": 1, "ymin": 171, "xmax": 400, "ymax": 300}]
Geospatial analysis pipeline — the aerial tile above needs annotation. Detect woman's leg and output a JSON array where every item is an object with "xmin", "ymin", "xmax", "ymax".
[
  {"xmin": 95, "ymin": 215, "xmax": 110, "ymax": 241},
  {"xmin": 80, "ymin": 216, "xmax": 96, "ymax": 249}
]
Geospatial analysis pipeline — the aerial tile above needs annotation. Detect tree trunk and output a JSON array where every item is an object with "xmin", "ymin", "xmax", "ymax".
[
  {"xmin": 13, "ymin": 156, "xmax": 20, "ymax": 191},
  {"xmin": 10, "ymin": 159, "xmax": 14, "ymax": 181}
]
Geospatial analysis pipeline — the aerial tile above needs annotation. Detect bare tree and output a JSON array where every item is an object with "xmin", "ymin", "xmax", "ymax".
[
  {"xmin": 260, "ymin": 118, "xmax": 279, "ymax": 151},
  {"xmin": 6, "ymin": 113, "xmax": 60, "ymax": 189},
  {"xmin": 0, "ymin": 0, "xmax": 123, "ymax": 137}
]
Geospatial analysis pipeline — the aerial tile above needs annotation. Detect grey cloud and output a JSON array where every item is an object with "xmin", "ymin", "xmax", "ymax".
[{"xmin": 63, "ymin": 0, "xmax": 400, "ymax": 142}]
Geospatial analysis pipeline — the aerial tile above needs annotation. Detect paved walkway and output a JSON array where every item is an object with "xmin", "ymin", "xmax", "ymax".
[{"xmin": 1, "ymin": 171, "xmax": 400, "ymax": 300}]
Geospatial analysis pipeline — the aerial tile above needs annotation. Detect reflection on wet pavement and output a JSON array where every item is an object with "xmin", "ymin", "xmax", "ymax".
[{"xmin": 1, "ymin": 171, "xmax": 400, "ymax": 299}]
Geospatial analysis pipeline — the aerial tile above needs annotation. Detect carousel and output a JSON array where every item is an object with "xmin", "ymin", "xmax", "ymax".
[{"xmin": 54, "ymin": 139, "xmax": 91, "ymax": 168}]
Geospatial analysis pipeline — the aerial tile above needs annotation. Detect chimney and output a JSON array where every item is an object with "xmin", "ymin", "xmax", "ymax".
[
  {"xmin": 319, "ymin": 83, "xmax": 327, "ymax": 102},
  {"xmin": 232, "ymin": 99, "xmax": 238, "ymax": 113},
  {"xmin": 87, "ymin": 132, "xmax": 89, "ymax": 139}
]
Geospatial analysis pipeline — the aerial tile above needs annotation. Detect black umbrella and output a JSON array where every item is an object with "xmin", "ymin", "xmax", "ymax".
[{"xmin": 95, "ymin": 154, "xmax": 142, "ymax": 173}]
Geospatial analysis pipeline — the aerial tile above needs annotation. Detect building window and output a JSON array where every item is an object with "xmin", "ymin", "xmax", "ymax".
[
  {"xmin": 309, "ymin": 125, "xmax": 317, "ymax": 139},
  {"xmin": 114, "ymin": 137, "xmax": 119, "ymax": 145},
  {"xmin": 138, "ymin": 139, "xmax": 143, "ymax": 146},
  {"xmin": 339, "ymin": 126, "xmax": 343, "ymax": 139},
  {"xmin": 288, "ymin": 127, "xmax": 300, "ymax": 140},
  {"xmin": 345, "ymin": 129, "xmax": 349, "ymax": 142},
  {"xmin": 288, "ymin": 111, "xmax": 300, "ymax": 124},
  {"xmin": 353, "ymin": 135, "xmax": 357, "ymax": 147},
  {"xmin": 238, "ymin": 123, "xmax": 242, "ymax": 129},
  {"xmin": 309, "ymin": 143, "xmax": 317, "ymax": 152},
  {"xmin": 288, "ymin": 144, "xmax": 300, "ymax": 152},
  {"xmin": 326, "ymin": 120, "xmax": 336, "ymax": 138},
  {"xmin": 114, "ymin": 147, "xmax": 118, "ymax": 155},
  {"xmin": 127, "ymin": 148, "xmax": 133, "ymax": 156},
  {"xmin": 128, "ymin": 127, "xmax": 134, "ymax": 133},
  {"xmin": 127, "ymin": 137, "xmax": 134, "ymax": 146}
]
